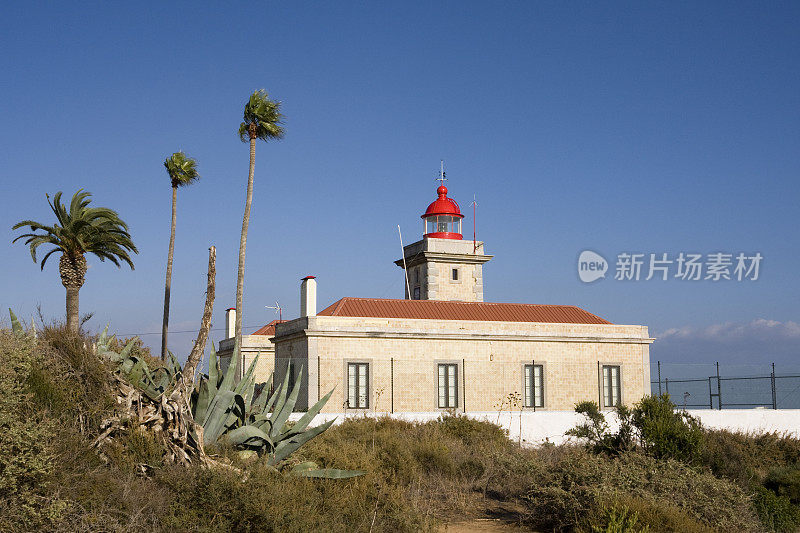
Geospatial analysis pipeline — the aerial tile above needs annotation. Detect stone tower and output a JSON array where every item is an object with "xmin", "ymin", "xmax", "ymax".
[{"xmin": 395, "ymin": 182, "xmax": 492, "ymax": 301}]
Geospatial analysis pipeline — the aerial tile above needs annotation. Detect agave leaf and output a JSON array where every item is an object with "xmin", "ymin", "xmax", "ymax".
[
  {"xmin": 208, "ymin": 342, "xmax": 219, "ymax": 392},
  {"xmin": 212, "ymin": 394, "xmax": 247, "ymax": 445},
  {"xmin": 289, "ymin": 461, "xmax": 319, "ymax": 473},
  {"xmin": 97, "ymin": 324, "xmax": 110, "ymax": 348},
  {"xmin": 251, "ymin": 373, "xmax": 273, "ymax": 415},
  {"xmin": 293, "ymin": 468, "xmax": 365, "ymax": 479},
  {"xmin": 234, "ymin": 354, "xmax": 259, "ymax": 397},
  {"xmin": 225, "ymin": 425, "xmax": 273, "ymax": 448},
  {"xmin": 9, "ymin": 309, "xmax": 24, "ymax": 338},
  {"xmin": 193, "ymin": 380, "xmax": 210, "ymax": 421},
  {"xmin": 218, "ymin": 339, "xmax": 241, "ymax": 394},
  {"xmin": 119, "ymin": 338, "xmax": 138, "ymax": 360},
  {"xmin": 153, "ymin": 368, "xmax": 172, "ymax": 392},
  {"xmin": 127, "ymin": 359, "xmax": 146, "ymax": 388},
  {"xmin": 202, "ymin": 390, "xmax": 237, "ymax": 443},
  {"xmin": 269, "ymin": 364, "xmax": 293, "ymax": 423},
  {"xmin": 269, "ymin": 365, "xmax": 304, "ymax": 440},
  {"xmin": 263, "ymin": 375, "xmax": 280, "ymax": 413},
  {"xmin": 285, "ymin": 387, "xmax": 335, "ymax": 437},
  {"xmin": 243, "ymin": 353, "xmax": 259, "ymax": 406},
  {"xmin": 269, "ymin": 418, "xmax": 335, "ymax": 465},
  {"xmin": 141, "ymin": 385, "xmax": 163, "ymax": 401},
  {"xmin": 120, "ymin": 357, "xmax": 134, "ymax": 374},
  {"xmin": 167, "ymin": 351, "xmax": 182, "ymax": 377}
]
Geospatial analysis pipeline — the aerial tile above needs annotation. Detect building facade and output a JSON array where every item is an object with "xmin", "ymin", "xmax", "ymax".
[{"xmin": 222, "ymin": 179, "xmax": 653, "ymax": 413}]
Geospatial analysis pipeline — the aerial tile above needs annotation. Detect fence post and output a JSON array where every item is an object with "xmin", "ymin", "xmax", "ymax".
[
  {"xmin": 390, "ymin": 357, "xmax": 394, "ymax": 414},
  {"xmin": 657, "ymin": 361, "xmax": 662, "ymax": 396},
  {"xmin": 716, "ymin": 361, "xmax": 721, "ymax": 410},
  {"xmin": 708, "ymin": 376, "xmax": 713, "ymax": 409},
  {"xmin": 772, "ymin": 362, "xmax": 777, "ymax": 410}
]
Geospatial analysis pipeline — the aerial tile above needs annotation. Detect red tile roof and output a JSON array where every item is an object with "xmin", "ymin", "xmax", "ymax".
[
  {"xmin": 252, "ymin": 319, "xmax": 287, "ymax": 336},
  {"xmin": 317, "ymin": 297, "xmax": 611, "ymax": 324}
]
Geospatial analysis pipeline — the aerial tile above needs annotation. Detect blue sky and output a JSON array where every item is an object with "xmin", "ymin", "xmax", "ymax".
[{"xmin": 2, "ymin": 2, "xmax": 798, "ymax": 368}]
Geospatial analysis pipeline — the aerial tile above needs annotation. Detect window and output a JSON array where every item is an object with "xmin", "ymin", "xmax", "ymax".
[
  {"xmin": 524, "ymin": 364, "xmax": 544, "ymax": 408},
  {"xmin": 602, "ymin": 365, "xmax": 621, "ymax": 407},
  {"xmin": 426, "ymin": 215, "xmax": 461, "ymax": 234},
  {"xmin": 347, "ymin": 362, "xmax": 369, "ymax": 409},
  {"xmin": 437, "ymin": 363, "xmax": 458, "ymax": 408},
  {"xmin": 452, "ymin": 268, "xmax": 459, "ymax": 281},
  {"xmin": 413, "ymin": 286, "xmax": 420, "ymax": 300},
  {"xmin": 415, "ymin": 268, "xmax": 420, "ymax": 283}
]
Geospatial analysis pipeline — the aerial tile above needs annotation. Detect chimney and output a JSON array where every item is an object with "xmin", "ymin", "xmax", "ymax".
[
  {"xmin": 300, "ymin": 276, "xmax": 317, "ymax": 317},
  {"xmin": 225, "ymin": 308, "xmax": 236, "ymax": 339}
]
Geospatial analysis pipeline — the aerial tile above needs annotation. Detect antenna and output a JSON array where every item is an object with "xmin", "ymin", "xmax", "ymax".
[
  {"xmin": 265, "ymin": 301, "xmax": 282, "ymax": 322},
  {"xmin": 397, "ymin": 225, "xmax": 412, "ymax": 299},
  {"xmin": 469, "ymin": 194, "xmax": 478, "ymax": 254},
  {"xmin": 437, "ymin": 160, "xmax": 447, "ymax": 186}
]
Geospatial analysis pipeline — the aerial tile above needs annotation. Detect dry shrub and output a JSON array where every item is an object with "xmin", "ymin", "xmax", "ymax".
[
  {"xmin": 300, "ymin": 415, "xmax": 541, "ymax": 522},
  {"xmin": 580, "ymin": 494, "xmax": 715, "ymax": 533},
  {"xmin": 521, "ymin": 446, "xmax": 762, "ymax": 532},
  {"xmin": 702, "ymin": 429, "xmax": 800, "ymax": 489}
]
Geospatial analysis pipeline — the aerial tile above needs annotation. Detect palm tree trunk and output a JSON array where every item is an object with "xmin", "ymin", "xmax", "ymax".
[
  {"xmin": 66, "ymin": 286, "xmax": 80, "ymax": 333},
  {"xmin": 60, "ymin": 253, "xmax": 86, "ymax": 334},
  {"xmin": 236, "ymin": 133, "xmax": 257, "ymax": 377},
  {"xmin": 161, "ymin": 186, "xmax": 178, "ymax": 360}
]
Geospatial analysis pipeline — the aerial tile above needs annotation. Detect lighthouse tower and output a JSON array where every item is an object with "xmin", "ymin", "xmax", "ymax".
[{"xmin": 395, "ymin": 177, "xmax": 492, "ymax": 301}]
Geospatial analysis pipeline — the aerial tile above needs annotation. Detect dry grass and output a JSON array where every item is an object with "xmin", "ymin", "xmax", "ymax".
[{"xmin": 1, "ymin": 325, "xmax": 796, "ymax": 532}]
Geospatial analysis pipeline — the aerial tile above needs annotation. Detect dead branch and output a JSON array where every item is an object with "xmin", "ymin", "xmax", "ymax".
[{"xmin": 183, "ymin": 245, "xmax": 216, "ymax": 387}]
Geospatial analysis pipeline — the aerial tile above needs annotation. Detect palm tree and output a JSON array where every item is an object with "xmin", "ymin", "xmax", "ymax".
[
  {"xmin": 161, "ymin": 151, "xmax": 200, "ymax": 360},
  {"xmin": 12, "ymin": 190, "xmax": 138, "ymax": 333},
  {"xmin": 235, "ymin": 89, "xmax": 284, "ymax": 362}
]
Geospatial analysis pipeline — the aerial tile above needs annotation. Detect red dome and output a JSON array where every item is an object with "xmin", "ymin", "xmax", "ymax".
[{"xmin": 421, "ymin": 185, "xmax": 464, "ymax": 219}]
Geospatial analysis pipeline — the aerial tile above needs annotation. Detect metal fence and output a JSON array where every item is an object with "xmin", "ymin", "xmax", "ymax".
[{"xmin": 652, "ymin": 361, "xmax": 800, "ymax": 410}]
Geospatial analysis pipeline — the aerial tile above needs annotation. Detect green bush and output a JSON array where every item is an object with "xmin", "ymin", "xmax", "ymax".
[
  {"xmin": 567, "ymin": 401, "xmax": 636, "ymax": 456},
  {"xmin": 568, "ymin": 395, "xmax": 704, "ymax": 465},
  {"xmin": 438, "ymin": 412, "xmax": 509, "ymax": 446},
  {"xmin": 632, "ymin": 394, "xmax": 704, "ymax": 464},
  {"xmin": 587, "ymin": 505, "xmax": 649, "ymax": 533},
  {"xmin": 753, "ymin": 486, "xmax": 800, "ymax": 532},
  {"xmin": 0, "ymin": 332, "xmax": 58, "ymax": 530},
  {"xmin": 765, "ymin": 466, "xmax": 800, "ymax": 505}
]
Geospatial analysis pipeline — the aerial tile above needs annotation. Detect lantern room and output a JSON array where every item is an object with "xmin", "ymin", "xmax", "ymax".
[{"xmin": 422, "ymin": 185, "xmax": 464, "ymax": 239}]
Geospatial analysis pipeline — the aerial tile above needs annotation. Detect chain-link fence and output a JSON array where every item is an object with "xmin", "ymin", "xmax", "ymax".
[{"xmin": 652, "ymin": 361, "xmax": 800, "ymax": 409}]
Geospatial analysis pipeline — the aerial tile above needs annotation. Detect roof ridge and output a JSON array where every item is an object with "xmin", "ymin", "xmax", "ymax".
[{"xmin": 327, "ymin": 296, "xmax": 590, "ymax": 309}]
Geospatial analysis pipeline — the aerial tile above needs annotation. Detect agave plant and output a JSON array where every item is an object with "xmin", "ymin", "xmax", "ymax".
[
  {"xmin": 95, "ymin": 326, "xmax": 182, "ymax": 401},
  {"xmin": 96, "ymin": 328, "xmax": 361, "ymax": 478},
  {"xmin": 8, "ymin": 309, "xmax": 35, "ymax": 340}
]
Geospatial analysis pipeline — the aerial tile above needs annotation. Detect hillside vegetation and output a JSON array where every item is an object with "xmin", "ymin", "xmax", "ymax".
[{"xmin": 1, "ymin": 326, "xmax": 799, "ymax": 532}]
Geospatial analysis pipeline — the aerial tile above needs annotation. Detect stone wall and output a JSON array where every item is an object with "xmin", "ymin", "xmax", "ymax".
[{"xmin": 273, "ymin": 316, "xmax": 652, "ymax": 413}]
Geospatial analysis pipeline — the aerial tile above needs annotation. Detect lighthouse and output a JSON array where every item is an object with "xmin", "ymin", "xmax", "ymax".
[{"xmin": 395, "ymin": 174, "xmax": 493, "ymax": 301}]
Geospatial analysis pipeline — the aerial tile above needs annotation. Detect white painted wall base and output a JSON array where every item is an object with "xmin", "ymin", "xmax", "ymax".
[{"xmin": 289, "ymin": 409, "xmax": 800, "ymax": 446}]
